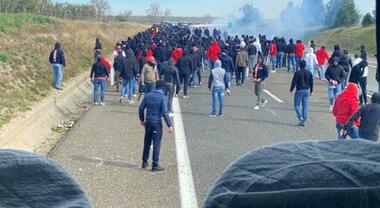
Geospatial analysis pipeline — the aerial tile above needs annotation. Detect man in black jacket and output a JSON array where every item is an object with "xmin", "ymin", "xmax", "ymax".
[
  {"xmin": 325, "ymin": 57, "xmax": 345, "ymax": 111},
  {"xmin": 161, "ymin": 58, "xmax": 180, "ymax": 116},
  {"xmin": 49, "ymin": 42, "xmax": 66, "ymax": 90},
  {"xmin": 343, "ymin": 92, "xmax": 380, "ymax": 141},
  {"xmin": 252, "ymin": 56, "xmax": 269, "ymax": 110},
  {"xmin": 219, "ymin": 51, "xmax": 235, "ymax": 95},
  {"xmin": 119, "ymin": 51, "xmax": 139, "ymax": 104},
  {"xmin": 91, "ymin": 56, "xmax": 109, "ymax": 106},
  {"xmin": 290, "ymin": 60, "xmax": 314, "ymax": 126},
  {"xmin": 177, "ymin": 49, "xmax": 194, "ymax": 98}
]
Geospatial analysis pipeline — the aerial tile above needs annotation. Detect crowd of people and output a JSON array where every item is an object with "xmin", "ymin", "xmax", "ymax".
[{"xmin": 49, "ymin": 23, "xmax": 380, "ymax": 171}]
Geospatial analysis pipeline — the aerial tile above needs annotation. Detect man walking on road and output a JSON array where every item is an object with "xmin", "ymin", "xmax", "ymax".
[
  {"xmin": 252, "ymin": 56, "xmax": 269, "ymax": 110},
  {"xmin": 290, "ymin": 60, "xmax": 313, "ymax": 126},
  {"xmin": 208, "ymin": 60, "xmax": 226, "ymax": 117},
  {"xmin": 139, "ymin": 80, "xmax": 173, "ymax": 172},
  {"xmin": 316, "ymin": 46, "xmax": 330, "ymax": 80},
  {"xmin": 325, "ymin": 57, "xmax": 345, "ymax": 111},
  {"xmin": 219, "ymin": 51, "xmax": 235, "ymax": 95},
  {"xmin": 235, "ymin": 42, "xmax": 249, "ymax": 86}
]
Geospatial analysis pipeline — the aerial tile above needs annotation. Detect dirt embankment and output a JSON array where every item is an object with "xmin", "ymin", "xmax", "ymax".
[{"xmin": 0, "ymin": 15, "xmax": 148, "ymax": 127}]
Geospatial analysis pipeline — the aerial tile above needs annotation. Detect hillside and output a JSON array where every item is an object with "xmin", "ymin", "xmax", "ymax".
[
  {"xmin": 312, "ymin": 26, "xmax": 376, "ymax": 55},
  {"xmin": 0, "ymin": 14, "xmax": 148, "ymax": 127}
]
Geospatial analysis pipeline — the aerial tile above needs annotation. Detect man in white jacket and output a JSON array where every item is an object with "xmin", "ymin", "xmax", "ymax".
[{"xmin": 304, "ymin": 48, "xmax": 318, "ymax": 78}]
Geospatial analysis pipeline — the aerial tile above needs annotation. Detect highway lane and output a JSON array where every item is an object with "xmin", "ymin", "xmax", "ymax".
[{"xmin": 179, "ymin": 69, "xmax": 339, "ymax": 206}]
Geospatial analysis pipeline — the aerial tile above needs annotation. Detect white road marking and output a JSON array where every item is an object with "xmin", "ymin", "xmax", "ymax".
[
  {"xmin": 264, "ymin": 89, "xmax": 284, "ymax": 103},
  {"xmin": 173, "ymin": 97, "xmax": 198, "ymax": 208}
]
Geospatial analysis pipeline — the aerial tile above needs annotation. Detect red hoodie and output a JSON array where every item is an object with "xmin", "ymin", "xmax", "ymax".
[
  {"xmin": 316, "ymin": 48, "xmax": 330, "ymax": 65},
  {"xmin": 296, "ymin": 43, "xmax": 305, "ymax": 57},
  {"xmin": 333, "ymin": 83, "xmax": 360, "ymax": 126},
  {"xmin": 171, "ymin": 47, "xmax": 183, "ymax": 64},
  {"xmin": 100, "ymin": 56, "xmax": 111, "ymax": 74},
  {"xmin": 207, "ymin": 41, "xmax": 221, "ymax": 61},
  {"xmin": 270, "ymin": 43, "xmax": 277, "ymax": 56},
  {"xmin": 145, "ymin": 49, "xmax": 154, "ymax": 62}
]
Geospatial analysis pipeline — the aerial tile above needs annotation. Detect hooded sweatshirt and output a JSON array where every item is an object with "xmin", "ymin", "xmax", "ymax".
[
  {"xmin": 171, "ymin": 47, "xmax": 183, "ymax": 64},
  {"xmin": 207, "ymin": 41, "xmax": 221, "ymax": 61},
  {"xmin": 346, "ymin": 92, "xmax": 380, "ymax": 141},
  {"xmin": 333, "ymin": 83, "xmax": 360, "ymax": 126},
  {"xmin": 316, "ymin": 48, "xmax": 330, "ymax": 65},
  {"xmin": 208, "ymin": 60, "xmax": 226, "ymax": 89},
  {"xmin": 304, "ymin": 48, "xmax": 318, "ymax": 67},
  {"xmin": 325, "ymin": 57, "xmax": 345, "ymax": 84},
  {"xmin": 49, "ymin": 42, "xmax": 66, "ymax": 66}
]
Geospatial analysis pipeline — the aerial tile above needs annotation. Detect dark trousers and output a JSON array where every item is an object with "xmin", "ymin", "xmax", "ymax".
[
  {"xmin": 360, "ymin": 76, "xmax": 368, "ymax": 104},
  {"xmin": 142, "ymin": 122, "xmax": 163, "ymax": 167},
  {"xmin": 167, "ymin": 83, "xmax": 175, "ymax": 113},
  {"xmin": 236, "ymin": 66, "xmax": 246, "ymax": 85},
  {"xmin": 180, "ymin": 73, "xmax": 191, "ymax": 96}
]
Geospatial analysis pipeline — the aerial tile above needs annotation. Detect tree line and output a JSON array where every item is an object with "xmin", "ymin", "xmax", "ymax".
[{"xmin": 0, "ymin": 0, "xmax": 121, "ymax": 21}]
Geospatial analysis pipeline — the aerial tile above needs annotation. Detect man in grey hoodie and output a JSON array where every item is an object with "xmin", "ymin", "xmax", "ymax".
[{"xmin": 208, "ymin": 60, "xmax": 227, "ymax": 117}]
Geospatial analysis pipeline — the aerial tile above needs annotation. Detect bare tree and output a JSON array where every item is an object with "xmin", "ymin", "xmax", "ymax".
[
  {"xmin": 90, "ymin": 0, "xmax": 111, "ymax": 18},
  {"xmin": 146, "ymin": 3, "xmax": 162, "ymax": 17}
]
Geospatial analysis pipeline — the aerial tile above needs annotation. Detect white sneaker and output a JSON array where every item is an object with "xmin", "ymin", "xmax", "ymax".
[
  {"xmin": 261, "ymin": 100, "xmax": 268, "ymax": 107},
  {"xmin": 100, "ymin": 102, "xmax": 106, "ymax": 106},
  {"xmin": 254, "ymin": 105, "xmax": 260, "ymax": 110},
  {"xmin": 169, "ymin": 113, "xmax": 174, "ymax": 118},
  {"xmin": 94, "ymin": 102, "xmax": 99, "ymax": 106},
  {"xmin": 329, "ymin": 105, "xmax": 333, "ymax": 111},
  {"xmin": 133, "ymin": 94, "xmax": 137, "ymax": 97},
  {"xmin": 183, "ymin": 95, "xmax": 189, "ymax": 99},
  {"xmin": 226, "ymin": 89, "xmax": 231, "ymax": 95},
  {"xmin": 271, "ymin": 70, "xmax": 277, "ymax": 73},
  {"xmin": 128, "ymin": 100, "xmax": 135, "ymax": 104}
]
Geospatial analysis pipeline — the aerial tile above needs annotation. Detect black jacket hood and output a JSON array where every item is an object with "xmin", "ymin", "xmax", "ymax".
[{"xmin": 372, "ymin": 92, "xmax": 380, "ymax": 104}]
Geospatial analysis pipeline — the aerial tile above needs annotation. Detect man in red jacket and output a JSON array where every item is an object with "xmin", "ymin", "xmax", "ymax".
[
  {"xmin": 171, "ymin": 45, "xmax": 183, "ymax": 64},
  {"xmin": 333, "ymin": 83, "xmax": 360, "ymax": 139},
  {"xmin": 316, "ymin": 46, "xmax": 330, "ymax": 80},
  {"xmin": 295, "ymin": 40, "xmax": 305, "ymax": 71},
  {"xmin": 207, "ymin": 40, "xmax": 221, "ymax": 69},
  {"xmin": 269, "ymin": 40, "xmax": 277, "ymax": 72}
]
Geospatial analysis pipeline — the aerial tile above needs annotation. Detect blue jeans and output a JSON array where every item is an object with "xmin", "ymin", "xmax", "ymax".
[
  {"xmin": 225, "ymin": 72, "xmax": 232, "ymax": 90},
  {"xmin": 306, "ymin": 65, "xmax": 315, "ymax": 78},
  {"xmin": 121, "ymin": 79, "xmax": 134, "ymax": 101},
  {"xmin": 212, "ymin": 87, "xmax": 225, "ymax": 115},
  {"xmin": 142, "ymin": 122, "xmax": 163, "ymax": 167},
  {"xmin": 328, "ymin": 84, "xmax": 342, "ymax": 105},
  {"xmin": 276, "ymin": 52, "xmax": 284, "ymax": 68},
  {"xmin": 52, "ymin": 64, "xmax": 63, "ymax": 89},
  {"xmin": 93, "ymin": 79, "xmax": 106, "ymax": 103},
  {"xmin": 294, "ymin": 90, "xmax": 309, "ymax": 122},
  {"xmin": 318, "ymin": 65, "xmax": 326, "ymax": 79},
  {"xmin": 144, "ymin": 82, "xmax": 156, "ymax": 94},
  {"xmin": 190, "ymin": 68, "xmax": 199, "ymax": 86},
  {"xmin": 288, "ymin": 55, "xmax": 296, "ymax": 72},
  {"xmin": 210, "ymin": 60, "xmax": 216, "ymax": 69},
  {"xmin": 295, "ymin": 56, "xmax": 302, "ymax": 71},
  {"xmin": 271, "ymin": 56, "xmax": 277, "ymax": 71},
  {"xmin": 336, "ymin": 123, "xmax": 359, "ymax": 140}
]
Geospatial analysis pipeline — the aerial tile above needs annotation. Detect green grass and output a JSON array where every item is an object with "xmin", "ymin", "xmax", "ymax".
[
  {"xmin": 312, "ymin": 26, "xmax": 376, "ymax": 55},
  {"xmin": 0, "ymin": 13, "xmax": 55, "ymax": 32},
  {"xmin": 0, "ymin": 52, "xmax": 8, "ymax": 62}
]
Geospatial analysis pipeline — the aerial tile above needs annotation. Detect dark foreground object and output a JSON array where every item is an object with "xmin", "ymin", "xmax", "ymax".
[
  {"xmin": 0, "ymin": 149, "xmax": 93, "ymax": 208},
  {"xmin": 204, "ymin": 140, "xmax": 380, "ymax": 208}
]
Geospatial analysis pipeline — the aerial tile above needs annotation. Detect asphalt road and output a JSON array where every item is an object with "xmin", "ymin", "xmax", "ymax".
[{"xmin": 51, "ymin": 66, "xmax": 378, "ymax": 207}]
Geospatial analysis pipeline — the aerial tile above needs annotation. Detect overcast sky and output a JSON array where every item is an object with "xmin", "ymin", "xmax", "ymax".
[{"xmin": 53, "ymin": 0, "xmax": 376, "ymax": 19}]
